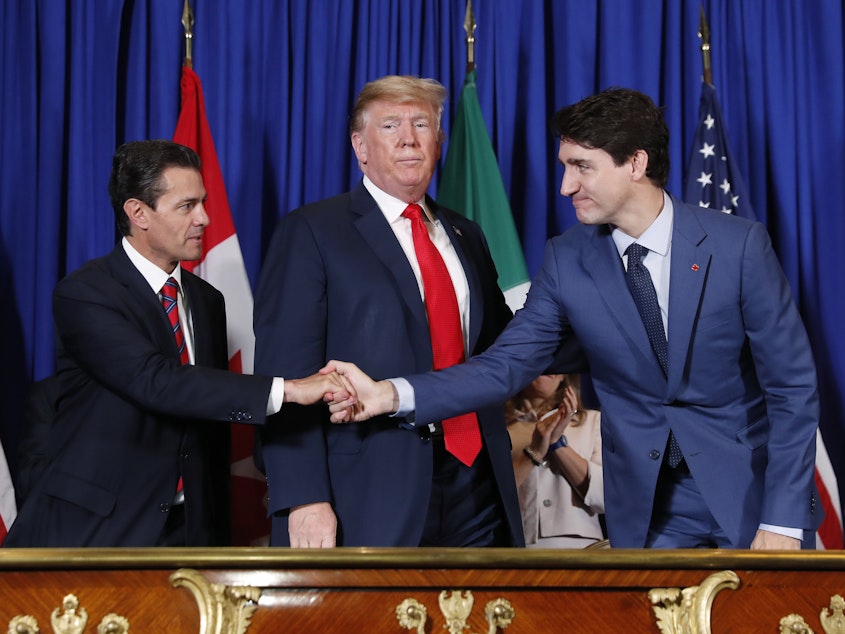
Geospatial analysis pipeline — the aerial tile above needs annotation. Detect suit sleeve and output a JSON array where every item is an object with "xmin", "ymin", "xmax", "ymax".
[
  {"xmin": 411, "ymin": 240, "xmax": 576, "ymax": 424},
  {"xmin": 254, "ymin": 212, "xmax": 333, "ymax": 513},
  {"xmin": 53, "ymin": 273, "xmax": 272, "ymax": 425},
  {"xmin": 739, "ymin": 222, "xmax": 819, "ymax": 528}
]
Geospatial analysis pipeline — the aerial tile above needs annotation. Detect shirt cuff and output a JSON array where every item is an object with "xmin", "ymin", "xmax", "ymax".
[
  {"xmin": 388, "ymin": 377, "xmax": 415, "ymax": 421},
  {"xmin": 758, "ymin": 523, "xmax": 804, "ymax": 541},
  {"xmin": 267, "ymin": 377, "xmax": 285, "ymax": 415}
]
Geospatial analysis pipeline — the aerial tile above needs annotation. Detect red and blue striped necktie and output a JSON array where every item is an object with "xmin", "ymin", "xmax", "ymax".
[{"xmin": 161, "ymin": 277, "xmax": 190, "ymax": 366}]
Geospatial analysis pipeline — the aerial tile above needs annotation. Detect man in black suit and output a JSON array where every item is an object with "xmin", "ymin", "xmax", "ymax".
[{"xmin": 4, "ymin": 140, "xmax": 348, "ymax": 547}]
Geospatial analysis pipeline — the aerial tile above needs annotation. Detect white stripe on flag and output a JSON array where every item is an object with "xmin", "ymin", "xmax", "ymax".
[
  {"xmin": 193, "ymin": 234, "xmax": 255, "ymax": 373},
  {"xmin": 0, "ymin": 439, "xmax": 17, "ymax": 541}
]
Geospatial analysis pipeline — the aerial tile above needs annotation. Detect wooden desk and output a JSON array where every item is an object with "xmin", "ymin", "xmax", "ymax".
[{"xmin": 1, "ymin": 548, "xmax": 844, "ymax": 633}]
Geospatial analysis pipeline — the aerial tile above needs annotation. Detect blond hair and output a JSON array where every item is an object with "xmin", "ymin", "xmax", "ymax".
[{"xmin": 349, "ymin": 75, "xmax": 447, "ymax": 141}]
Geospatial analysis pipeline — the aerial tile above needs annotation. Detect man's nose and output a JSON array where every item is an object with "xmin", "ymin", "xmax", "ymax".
[
  {"xmin": 560, "ymin": 169, "xmax": 577, "ymax": 197},
  {"xmin": 194, "ymin": 202, "xmax": 210, "ymax": 226},
  {"xmin": 399, "ymin": 121, "xmax": 418, "ymax": 146}
]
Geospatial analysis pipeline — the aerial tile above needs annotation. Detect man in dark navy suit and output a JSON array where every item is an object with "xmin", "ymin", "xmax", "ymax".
[{"xmin": 254, "ymin": 76, "xmax": 523, "ymax": 548}]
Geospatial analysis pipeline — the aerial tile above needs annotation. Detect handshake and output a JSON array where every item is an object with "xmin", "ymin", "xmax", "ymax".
[{"xmin": 285, "ymin": 361, "xmax": 397, "ymax": 422}]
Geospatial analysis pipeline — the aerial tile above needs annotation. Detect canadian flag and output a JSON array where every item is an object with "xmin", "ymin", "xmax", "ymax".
[
  {"xmin": 173, "ymin": 65, "xmax": 269, "ymax": 545},
  {"xmin": 0, "ymin": 439, "xmax": 16, "ymax": 544}
]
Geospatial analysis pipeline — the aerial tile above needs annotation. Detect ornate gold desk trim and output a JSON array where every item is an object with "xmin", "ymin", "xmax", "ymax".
[
  {"xmin": 780, "ymin": 593, "xmax": 845, "ymax": 634},
  {"xmin": 396, "ymin": 590, "xmax": 513, "ymax": 634},
  {"xmin": 170, "ymin": 568, "xmax": 261, "ymax": 634},
  {"xmin": 8, "ymin": 594, "xmax": 129, "ymax": 634},
  {"xmin": 648, "ymin": 570, "xmax": 740, "ymax": 634}
]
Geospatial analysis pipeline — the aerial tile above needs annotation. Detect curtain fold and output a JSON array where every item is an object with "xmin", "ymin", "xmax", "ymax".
[{"xmin": 2, "ymin": 0, "xmax": 844, "ymax": 506}]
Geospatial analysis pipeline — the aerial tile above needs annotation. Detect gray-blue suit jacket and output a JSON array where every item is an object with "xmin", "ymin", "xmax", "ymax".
[{"xmin": 408, "ymin": 196, "xmax": 820, "ymax": 548}]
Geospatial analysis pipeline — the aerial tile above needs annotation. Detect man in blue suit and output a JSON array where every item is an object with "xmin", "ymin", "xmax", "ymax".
[
  {"xmin": 327, "ymin": 88, "xmax": 820, "ymax": 549},
  {"xmin": 254, "ymin": 76, "xmax": 523, "ymax": 547}
]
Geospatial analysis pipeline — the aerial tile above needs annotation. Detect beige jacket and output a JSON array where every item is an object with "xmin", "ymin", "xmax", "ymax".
[{"xmin": 507, "ymin": 409, "xmax": 604, "ymax": 545}]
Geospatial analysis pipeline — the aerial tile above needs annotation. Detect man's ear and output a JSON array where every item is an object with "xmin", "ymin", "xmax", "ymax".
[
  {"xmin": 630, "ymin": 149, "xmax": 649, "ymax": 181},
  {"xmin": 350, "ymin": 132, "xmax": 367, "ymax": 165},
  {"xmin": 123, "ymin": 198, "xmax": 148, "ymax": 231}
]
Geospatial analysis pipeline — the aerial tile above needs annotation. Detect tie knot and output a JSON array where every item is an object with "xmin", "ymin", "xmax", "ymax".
[
  {"xmin": 625, "ymin": 242, "xmax": 647, "ymax": 263},
  {"xmin": 402, "ymin": 203, "xmax": 424, "ymax": 222},
  {"xmin": 161, "ymin": 277, "xmax": 179, "ymax": 301}
]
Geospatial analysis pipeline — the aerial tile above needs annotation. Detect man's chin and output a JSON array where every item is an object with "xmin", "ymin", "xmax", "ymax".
[{"xmin": 181, "ymin": 250, "xmax": 204, "ymax": 263}]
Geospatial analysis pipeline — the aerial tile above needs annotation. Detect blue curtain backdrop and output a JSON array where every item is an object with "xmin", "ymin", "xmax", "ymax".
[{"xmin": 2, "ymin": 0, "xmax": 844, "ymax": 511}]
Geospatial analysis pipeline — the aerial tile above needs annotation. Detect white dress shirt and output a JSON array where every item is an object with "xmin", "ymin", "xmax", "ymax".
[{"xmin": 363, "ymin": 176, "xmax": 471, "ymax": 352}]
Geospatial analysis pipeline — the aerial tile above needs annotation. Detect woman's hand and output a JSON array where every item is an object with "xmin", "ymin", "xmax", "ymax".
[{"xmin": 530, "ymin": 385, "xmax": 578, "ymax": 455}]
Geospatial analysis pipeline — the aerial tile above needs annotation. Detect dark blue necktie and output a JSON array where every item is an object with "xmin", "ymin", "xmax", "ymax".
[{"xmin": 625, "ymin": 243, "xmax": 683, "ymax": 468}]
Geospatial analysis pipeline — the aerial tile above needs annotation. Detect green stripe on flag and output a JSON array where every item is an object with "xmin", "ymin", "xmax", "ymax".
[{"xmin": 438, "ymin": 70, "xmax": 529, "ymax": 309}]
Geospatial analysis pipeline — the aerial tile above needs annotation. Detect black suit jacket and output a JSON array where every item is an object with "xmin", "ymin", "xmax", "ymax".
[{"xmin": 4, "ymin": 244, "xmax": 273, "ymax": 547}]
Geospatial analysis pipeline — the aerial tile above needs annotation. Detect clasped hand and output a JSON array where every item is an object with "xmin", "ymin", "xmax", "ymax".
[{"xmin": 319, "ymin": 361, "xmax": 395, "ymax": 422}]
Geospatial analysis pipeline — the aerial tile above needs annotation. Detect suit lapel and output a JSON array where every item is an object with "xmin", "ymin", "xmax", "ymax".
[
  {"xmin": 350, "ymin": 184, "xmax": 429, "ymax": 332},
  {"xmin": 107, "ymin": 245, "xmax": 189, "ymax": 361},
  {"xmin": 666, "ymin": 199, "xmax": 709, "ymax": 397},
  {"xmin": 182, "ymin": 272, "xmax": 213, "ymax": 366},
  {"xmin": 586, "ymin": 228, "xmax": 665, "ymax": 379}
]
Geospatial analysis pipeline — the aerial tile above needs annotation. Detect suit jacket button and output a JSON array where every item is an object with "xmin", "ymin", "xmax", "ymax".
[
  {"xmin": 543, "ymin": 499, "xmax": 552, "ymax": 508},
  {"xmin": 649, "ymin": 450, "xmax": 661, "ymax": 460},
  {"xmin": 159, "ymin": 503, "xmax": 170, "ymax": 513}
]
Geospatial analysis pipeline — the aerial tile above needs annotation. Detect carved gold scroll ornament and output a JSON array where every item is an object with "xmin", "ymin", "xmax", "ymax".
[
  {"xmin": 648, "ymin": 570, "xmax": 740, "ymax": 634},
  {"xmin": 396, "ymin": 590, "xmax": 513, "ymax": 634},
  {"xmin": 169, "ymin": 568, "xmax": 261, "ymax": 634}
]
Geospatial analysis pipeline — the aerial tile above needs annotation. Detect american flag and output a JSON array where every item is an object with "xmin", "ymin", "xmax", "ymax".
[
  {"xmin": 684, "ymin": 81, "xmax": 843, "ymax": 549},
  {"xmin": 0, "ymin": 439, "xmax": 15, "ymax": 544},
  {"xmin": 684, "ymin": 82, "xmax": 755, "ymax": 220}
]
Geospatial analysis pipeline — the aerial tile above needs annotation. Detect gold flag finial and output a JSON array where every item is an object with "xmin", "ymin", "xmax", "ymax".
[
  {"xmin": 698, "ymin": 4, "xmax": 712, "ymax": 85},
  {"xmin": 463, "ymin": 0, "xmax": 476, "ymax": 73},
  {"xmin": 182, "ymin": 0, "xmax": 195, "ymax": 69}
]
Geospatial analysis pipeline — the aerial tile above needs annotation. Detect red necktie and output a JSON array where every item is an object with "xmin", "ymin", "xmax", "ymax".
[
  {"xmin": 161, "ymin": 277, "xmax": 190, "ymax": 366},
  {"xmin": 403, "ymin": 203, "xmax": 482, "ymax": 466},
  {"xmin": 161, "ymin": 277, "xmax": 187, "ymax": 493}
]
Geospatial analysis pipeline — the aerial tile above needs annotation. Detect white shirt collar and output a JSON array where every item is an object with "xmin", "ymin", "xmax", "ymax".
[
  {"xmin": 611, "ymin": 191, "xmax": 674, "ymax": 258},
  {"xmin": 362, "ymin": 176, "xmax": 434, "ymax": 224},
  {"xmin": 122, "ymin": 237, "xmax": 183, "ymax": 294}
]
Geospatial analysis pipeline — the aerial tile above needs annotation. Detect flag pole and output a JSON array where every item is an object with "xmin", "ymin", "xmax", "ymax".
[
  {"xmin": 182, "ymin": 0, "xmax": 194, "ymax": 69},
  {"xmin": 463, "ymin": 0, "xmax": 476, "ymax": 73},
  {"xmin": 698, "ymin": 4, "xmax": 712, "ymax": 85}
]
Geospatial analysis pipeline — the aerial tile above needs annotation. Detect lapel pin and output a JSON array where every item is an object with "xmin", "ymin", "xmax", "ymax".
[
  {"xmin": 691, "ymin": 264, "xmax": 700, "ymax": 271},
  {"xmin": 453, "ymin": 226, "xmax": 462, "ymax": 237}
]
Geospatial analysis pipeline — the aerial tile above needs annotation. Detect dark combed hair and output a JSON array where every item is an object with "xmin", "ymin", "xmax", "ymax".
[
  {"xmin": 551, "ymin": 88, "xmax": 670, "ymax": 188},
  {"xmin": 108, "ymin": 140, "xmax": 202, "ymax": 236}
]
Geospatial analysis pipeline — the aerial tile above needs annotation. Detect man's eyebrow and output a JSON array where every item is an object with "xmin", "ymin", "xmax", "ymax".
[{"xmin": 175, "ymin": 194, "xmax": 207, "ymax": 205}]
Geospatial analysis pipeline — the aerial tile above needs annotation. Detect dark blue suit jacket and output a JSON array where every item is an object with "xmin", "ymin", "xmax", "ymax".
[
  {"xmin": 406, "ymin": 197, "xmax": 820, "ymax": 548},
  {"xmin": 5, "ymin": 245, "xmax": 273, "ymax": 547},
  {"xmin": 254, "ymin": 181, "xmax": 523, "ymax": 546}
]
